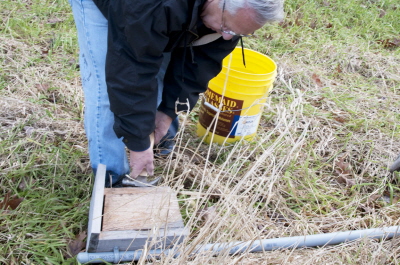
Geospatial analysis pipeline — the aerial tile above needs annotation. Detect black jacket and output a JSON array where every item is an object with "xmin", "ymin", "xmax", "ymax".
[{"xmin": 93, "ymin": 0, "xmax": 239, "ymax": 151}]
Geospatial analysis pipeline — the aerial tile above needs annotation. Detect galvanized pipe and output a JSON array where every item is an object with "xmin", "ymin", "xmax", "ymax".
[{"xmin": 77, "ymin": 226, "xmax": 400, "ymax": 264}]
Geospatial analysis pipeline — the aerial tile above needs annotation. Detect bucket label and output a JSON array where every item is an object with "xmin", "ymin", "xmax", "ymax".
[
  {"xmin": 198, "ymin": 88, "xmax": 244, "ymax": 138},
  {"xmin": 231, "ymin": 114, "xmax": 261, "ymax": 137}
]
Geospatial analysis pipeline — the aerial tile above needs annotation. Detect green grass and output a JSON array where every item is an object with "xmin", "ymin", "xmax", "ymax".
[{"xmin": 1, "ymin": 0, "xmax": 400, "ymax": 264}]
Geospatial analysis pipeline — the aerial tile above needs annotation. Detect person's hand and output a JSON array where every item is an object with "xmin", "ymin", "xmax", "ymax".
[
  {"xmin": 129, "ymin": 147, "xmax": 154, "ymax": 179},
  {"xmin": 154, "ymin": 111, "xmax": 173, "ymax": 145}
]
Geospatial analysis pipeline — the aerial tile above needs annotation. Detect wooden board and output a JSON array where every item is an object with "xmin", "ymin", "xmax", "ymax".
[
  {"xmin": 86, "ymin": 165, "xmax": 189, "ymax": 253},
  {"xmin": 86, "ymin": 164, "xmax": 106, "ymax": 252},
  {"xmin": 102, "ymin": 187, "xmax": 182, "ymax": 231},
  {"xmin": 95, "ymin": 227, "xmax": 188, "ymax": 252}
]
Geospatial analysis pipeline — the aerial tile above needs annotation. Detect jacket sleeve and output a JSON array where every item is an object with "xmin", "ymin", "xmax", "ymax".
[
  {"xmin": 157, "ymin": 36, "xmax": 240, "ymax": 119},
  {"xmin": 103, "ymin": 1, "xmax": 170, "ymax": 151}
]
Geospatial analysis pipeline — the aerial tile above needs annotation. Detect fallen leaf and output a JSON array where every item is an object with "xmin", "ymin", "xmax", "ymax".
[
  {"xmin": 377, "ymin": 38, "xmax": 400, "ymax": 49},
  {"xmin": 335, "ymin": 156, "xmax": 352, "ymax": 175},
  {"xmin": 333, "ymin": 115, "xmax": 348, "ymax": 123},
  {"xmin": 336, "ymin": 175, "xmax": 356, "ymax": 186},
  {"xmin": 379, "ymin": 9, "xmax": 386, "ymax": 18},
  {"xmin": 311, "ymin": 73, "xmax": 323, "ymax": 87},
  {"xmin": 197, "ymin": 206, "xmax": 217, "ymax": 223},
  {"xmin": 334, "ymin": 116, "xmax": 346, "ymax": 123},
  {"xmin": 278, "ymin": 21, "xmax": 288, "ymax": 28},
  {"xmin": 336, "ymin": 63, "xmax": 342, "ymax": 73},
  {"xmin": 67, "ymin": 231, "xmax": 87, "ymax": 258},
  {"xmin": 309, "ymin": 96, "xmax": 325, "ymax": 108},
  {"xmin": 0, "ymin": 192, "xmax": 24, "ymax": 210},
  {"xmin": 334, "ymin": 156, "xmax": 356, "ymax": 186}
]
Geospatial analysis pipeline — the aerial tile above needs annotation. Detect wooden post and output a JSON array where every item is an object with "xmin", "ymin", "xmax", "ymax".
[{"xmin": 86, "ymin": 164, "xmax": 106, "ymax": 252}]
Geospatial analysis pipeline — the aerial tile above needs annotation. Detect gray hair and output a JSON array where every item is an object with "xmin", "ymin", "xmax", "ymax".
[{"xmin": 220, "ymin": 0, "xmax": 284, "ymax": 24}]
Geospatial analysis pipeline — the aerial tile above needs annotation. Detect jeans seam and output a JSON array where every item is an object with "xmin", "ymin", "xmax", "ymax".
[{"xmin": 79, "ymin": 1, "xmax": 104, "ymax": 165}]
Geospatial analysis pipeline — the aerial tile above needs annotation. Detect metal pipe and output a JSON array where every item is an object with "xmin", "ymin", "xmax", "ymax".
[{"xmin": 77, "ymin": 226, "xmax": 400, "ymax": 264}]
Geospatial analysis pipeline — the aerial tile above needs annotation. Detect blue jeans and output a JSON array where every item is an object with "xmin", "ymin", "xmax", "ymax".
[{"xmin": 69, "ymin": 0, "xmax": 177, "ymax": 185}]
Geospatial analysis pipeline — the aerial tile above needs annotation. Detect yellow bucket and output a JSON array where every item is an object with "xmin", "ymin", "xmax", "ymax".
[{"xmin": 196, "ymin": 48, "xmax": 277, "ymax": 145}]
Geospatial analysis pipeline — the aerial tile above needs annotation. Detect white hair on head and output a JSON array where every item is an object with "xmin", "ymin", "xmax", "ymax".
[{"xmin": 220, "ymin": 0, "xmax": 284, "ymax": 24}]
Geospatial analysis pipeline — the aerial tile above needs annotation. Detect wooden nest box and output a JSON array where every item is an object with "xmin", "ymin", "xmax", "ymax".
[{"xmin": 86, "ymin": 164, "xmax": 188, "ymax": 253}]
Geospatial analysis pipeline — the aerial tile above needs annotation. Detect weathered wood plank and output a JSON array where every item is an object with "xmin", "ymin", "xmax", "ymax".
[
  {"xmin": 96, "ymin": 227, "xmax": 189, "ymax": 252},
  {"xmin": 86, "ymin": 164, "xmax": 106, "ymax": 252},
  {"xmin": 87, "ymin": 178, "xmax": 189, "ymax": 253},
  {"xmin": 102, "ymin": 187, "xmax": 182, "ymax": 231}
]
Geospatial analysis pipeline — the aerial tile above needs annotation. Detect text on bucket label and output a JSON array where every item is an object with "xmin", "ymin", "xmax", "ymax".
[{"xmin": 199, "ymin": 87, "xmax": 259, "ymax": 138}]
